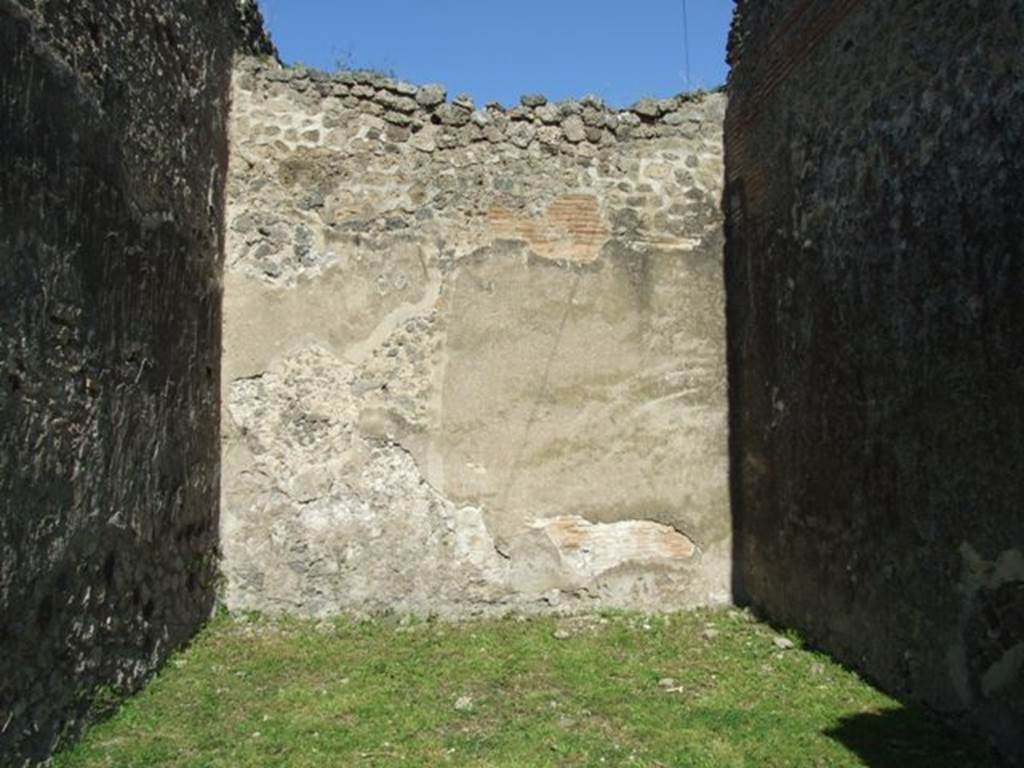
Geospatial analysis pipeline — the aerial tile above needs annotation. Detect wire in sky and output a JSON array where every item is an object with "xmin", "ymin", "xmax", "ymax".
[{"xmin": 682, "ymin": 0, "xmax": 691, "ymax": 87}]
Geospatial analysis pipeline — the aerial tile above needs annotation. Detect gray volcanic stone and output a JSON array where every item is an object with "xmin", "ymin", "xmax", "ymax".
[
  {"xmin": 521, "ymin": 93, "xmax": 547, "ymax": 107},
  {"xmin": 409, "ymin": 130, "xmax": 436, "ymax": 152},
  {"xmin": 535, "ymin": 103, "xmax": 561, "ymax": 125},
  {"xmin": 265, "ymin": 67, "xmax": 291, "ymax": 82},
  {"xmin": 416, "ymin": 83, "xmax": 446, "ymax": 108},
  {"xmin": 703, "ymin": 93, "xmax": 726, "ymax": 122},
  {"xmin": 506, "ymin": 106, "xmax": 533, "ymax": 122},
  {"xmin": 536, "ymin": 125, "xmax": 562, "ymax": 145},
  {"xmin": 773, "ymin": 636, "xmax": 796, "ymax": 651},
  {"xmin": 581, "ymin": 107, "xmax": 604, "ymax": 127},
  {"xmin": 437, "ymin": 131, "xmax": 460, "ymax": 150},
  {"xmin": 383, "ymin": 111, "xmax": 412, "ymax": 126},
  {"xmin": 356, "ymin": 71, "xmax": 388, "ymax": 88},
  {"xmin": 657, "ymin": 97, "xmax": 678, "ymax": 113},
  {"xmin": 631, "ymin": 98, "xmax": 662, "ymax": 118},
  {"xmin": 453, "ymin": 93, "xmax": 475, "ymax": 110},
  {"xmin": 390, "ymin": 80, "xmax": 418, "ymax": 96},
  {"xmin": 507, "ymin": 121, "xmax": 536, "ymax": 148},
  {"xmin": 670, "ymin": 104, "xmax": 704, "ymax": 124},
  {"xmin": 436, "ymin": 103, "xmax": 471, "ymax": 126},
  {"xmin": 376, "ymin": 91, "xmax": 418, "ymax": 113},
  {"xmin": 561, "ymin": 115, "xmax": 586, "ymax": 143},
  {"xmin": 386, "ymin": 124, "xmax": 411, "ymax": 142}
]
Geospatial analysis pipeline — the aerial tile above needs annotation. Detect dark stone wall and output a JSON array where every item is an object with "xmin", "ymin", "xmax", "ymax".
[
  {"xmin": 0, "ymin": 1, "xmax": 271, "ymax": 764},
  {"xmin": 725, "ymin": 0, "xmax": 1023, "ymax": 761}
]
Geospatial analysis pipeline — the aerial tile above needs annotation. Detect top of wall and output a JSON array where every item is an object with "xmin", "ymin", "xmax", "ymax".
[
  {"xmin": 235, "ymin": 57, "xmax": 725, "ymax": 156},
  {"xmin": 234, "ymin": 0, "xmax": 277, "ymax": 57}
]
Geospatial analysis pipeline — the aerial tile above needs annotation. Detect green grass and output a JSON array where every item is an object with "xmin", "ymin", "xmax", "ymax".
[{"xmin": 53, "ymin": 609, "xmax": 1000, "ymax": 768}]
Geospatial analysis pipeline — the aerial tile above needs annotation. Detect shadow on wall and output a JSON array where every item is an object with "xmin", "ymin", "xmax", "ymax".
[
  {"xmin": 722, "ymin": 0, "xmax": 1023, "ymax": 761},
  {"xmin": 823, "ymin": 708, "xmax": 1008, "ymax": 768},
  {"xmin": 723, "ymin": 178, "xmax": 749, "ymax": 609}
]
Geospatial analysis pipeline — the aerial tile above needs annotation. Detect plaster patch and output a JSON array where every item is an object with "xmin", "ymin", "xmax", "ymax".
[{"xmin": 532, "ymin": 515, "xmax": 697, "ymax": 579}]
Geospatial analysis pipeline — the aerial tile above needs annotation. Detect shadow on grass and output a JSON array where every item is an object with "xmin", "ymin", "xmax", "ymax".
[{"xmin": 824, "ymin": 707, "xmax": 1007, "ymax": 768}]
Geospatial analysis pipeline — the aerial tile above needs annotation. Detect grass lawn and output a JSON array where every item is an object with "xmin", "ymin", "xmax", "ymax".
[{"xmin": 53, "ymin": 609, "xmax": 1001, "ymax": 767}]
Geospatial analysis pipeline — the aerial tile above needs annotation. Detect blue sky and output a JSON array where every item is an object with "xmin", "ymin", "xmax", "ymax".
[{"xmin": 257, "ymin": 1, "xmax": 734, "ymax": 108}]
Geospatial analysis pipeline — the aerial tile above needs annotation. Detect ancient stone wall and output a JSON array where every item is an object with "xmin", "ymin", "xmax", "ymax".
[
  {"xmin": 725, "ymin": 0, "xmax": 1023, "ymax": 760},
  {"xmin": 0, "ymin": 2, "xmax": 270, "ymax": 764},
  {"xmin": 222, "ymin": 60, "xmax": 730, "ymax": 617}
]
